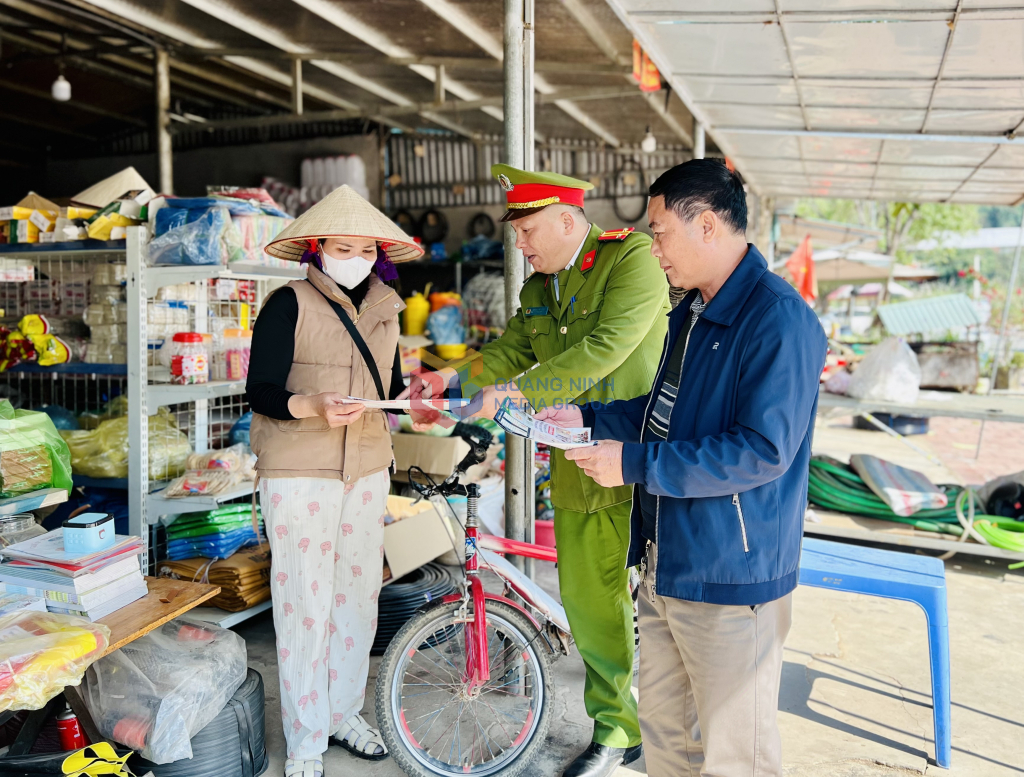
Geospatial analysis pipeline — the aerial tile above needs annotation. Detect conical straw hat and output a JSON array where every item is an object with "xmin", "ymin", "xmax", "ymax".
[{"xmin": 265, "ymin": 185, "xmax": 423, "ymax": 263}]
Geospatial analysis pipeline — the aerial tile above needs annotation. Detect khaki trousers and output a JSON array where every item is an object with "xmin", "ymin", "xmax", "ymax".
[{"xmin": 638, "ymin": 543, "xmax": 792, "ymax": 777}]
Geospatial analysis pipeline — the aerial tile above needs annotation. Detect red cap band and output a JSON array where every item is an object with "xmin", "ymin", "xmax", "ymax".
[{"xmin": 504, "ymin": 183, "xmax": 585, "ymax": 209}]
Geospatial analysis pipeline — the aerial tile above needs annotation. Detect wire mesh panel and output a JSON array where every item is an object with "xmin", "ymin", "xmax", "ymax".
[{"xmin": 384, "ymin": 135, "xmax": 691, "ymax": 212}]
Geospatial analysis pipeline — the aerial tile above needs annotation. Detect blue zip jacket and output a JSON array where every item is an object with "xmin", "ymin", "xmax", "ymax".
[{"xmin": 581, "ymin": 245, "xmax": 827, "ymax": 606}]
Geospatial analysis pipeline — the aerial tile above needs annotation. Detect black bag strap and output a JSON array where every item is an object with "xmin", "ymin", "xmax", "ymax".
[{"xmin": 311, "ymin": 284, "xmax": 386, "ymax": 401}]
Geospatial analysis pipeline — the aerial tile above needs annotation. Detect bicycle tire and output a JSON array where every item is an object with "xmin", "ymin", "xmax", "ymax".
[{"xmin": 375, "ymin": 599, "xmax": 554, "ymax": 777}]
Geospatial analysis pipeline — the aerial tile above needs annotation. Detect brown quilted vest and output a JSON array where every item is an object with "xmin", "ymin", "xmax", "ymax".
[{"xmin": 250, "ymin": 265, "xmax": 405, "ymax": 482}]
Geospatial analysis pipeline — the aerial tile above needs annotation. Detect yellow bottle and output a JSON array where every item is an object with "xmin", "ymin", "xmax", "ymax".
[{"xmin": 404, "ymin": 284, "xmax": 431, "ymax": 335}]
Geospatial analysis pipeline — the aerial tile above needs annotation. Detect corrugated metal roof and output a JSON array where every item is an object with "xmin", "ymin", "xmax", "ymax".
[
  {"xmin": 607, "ymin": 0, "xmax": 1024, "ymax": 205},
  {"xmin": 877, "ymin": 293, "xmax": 982, "ymax": 336}
]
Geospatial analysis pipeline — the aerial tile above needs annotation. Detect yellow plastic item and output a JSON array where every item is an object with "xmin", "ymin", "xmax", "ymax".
[
  {"xmin": 62, "ymin": 742, "xmax": 136, "ymax": 776},
  {"xmin": 404, "ymin": 290, "xmax": 431, "ymax": 335},
  {"xmin": 86, "ymin": 214, "xmax": 114, "ymax": 241},
  {"xmin": 62, "ymin": 407, "xmax": 192, "ymax": 480},
  {"xmin": 435, "ymin": 343, "xmax": 467, "ymax": 360},
  {"xmin": 65, "ymin": 206, "xmax": 98, "ymax": 220},
  {"xmin": 0, "ymin": 610, "xmax": 110, "ymax": 712}
]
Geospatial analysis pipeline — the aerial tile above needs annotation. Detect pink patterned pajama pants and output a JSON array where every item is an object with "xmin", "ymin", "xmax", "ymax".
[{"xmin": 261, "ymin": 471, "xmax": 389, "ymax": 760}]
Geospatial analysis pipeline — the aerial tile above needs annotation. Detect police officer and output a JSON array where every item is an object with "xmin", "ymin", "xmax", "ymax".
[{"xmin": 405, "ymin": 164, "xmax": 669, "ymax": 777}]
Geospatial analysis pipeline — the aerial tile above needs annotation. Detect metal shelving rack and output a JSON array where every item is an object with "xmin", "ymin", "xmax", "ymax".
[
  {"xmin": 125, "ymin": 227, "xmax": 302, "ymax": 629},
  {"xmin": 0, "ymin": 228, "xmax": 299, "ymax": 630}
]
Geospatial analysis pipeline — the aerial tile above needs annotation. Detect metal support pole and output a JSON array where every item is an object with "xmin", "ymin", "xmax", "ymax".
[
  {"xmin": 291, "ymin": 58, "xmax": 304, "ymax": 115},
  {"xmin": 503, "ymin": 0, "xmax": 527, "ymax": 569},
  {"xmin": 988, "ymin": 206, "xmax": 1024, "ymax": 394},
  {"xmin": 693, "ymin": 120, "xmax": 706, "ymax": 160},
  {"xmin": 522, "ymin": 0, "xmax": 537, "ymax": 578},
  {"xmin": 155, "ymin": 48, "xmax": 173, "ymax": 195},
  {"xmin": 126, "ymin": 227, "xmax": 149, "ymax": 573},
  {"xmin": 434, "ymin": 64, "xmax": 446, "ymax": 104}
]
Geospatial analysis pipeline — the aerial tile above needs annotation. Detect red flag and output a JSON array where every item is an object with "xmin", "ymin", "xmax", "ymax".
[{"xmin": 785, "ymin": 235, "xmax": 817, "ymax": 303}]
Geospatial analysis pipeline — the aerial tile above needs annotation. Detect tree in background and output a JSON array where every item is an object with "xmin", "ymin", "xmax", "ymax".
[{"xmin": 795, "ymin": 198, "xmax": 979, "ymax": 258}]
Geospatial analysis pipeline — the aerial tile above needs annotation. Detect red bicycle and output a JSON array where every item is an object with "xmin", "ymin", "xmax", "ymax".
[{"xmin": 375, "ymin": 431, "xmax": 571, "ymax": 777}]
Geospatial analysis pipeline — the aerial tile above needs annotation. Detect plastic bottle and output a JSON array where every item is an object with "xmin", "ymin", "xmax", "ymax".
[
  {"xmin": 224, "ymin": 329, "xmax": 252, "ymax": 380},
  {"xmin": 404, "ymin": 291, "xmax": 431, "ymax": 335},
  {"xmin": 170, "ymin": 332, "xmax": 208, "ymax": 385}
]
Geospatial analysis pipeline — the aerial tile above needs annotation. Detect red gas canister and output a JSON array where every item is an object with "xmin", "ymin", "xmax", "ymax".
[{"xmin": 56, "ymin": 704, "xmax": 87, "ymax": 750}]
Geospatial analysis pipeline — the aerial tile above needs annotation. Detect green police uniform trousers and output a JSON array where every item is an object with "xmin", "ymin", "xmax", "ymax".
[{"xmin": 554, "ymin": 502, "xmax": 641, "ymax": 748}]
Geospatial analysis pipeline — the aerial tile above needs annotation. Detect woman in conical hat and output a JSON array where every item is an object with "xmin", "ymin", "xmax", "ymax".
[{"xmin": 247, "ymin": 186, "xmax": 423, "ymax": 777}]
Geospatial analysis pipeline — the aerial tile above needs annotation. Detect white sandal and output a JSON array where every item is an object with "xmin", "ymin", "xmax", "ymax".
[
  {"xmin": 284, "ymin": 757, "xmax": 323, "ymax": 777},
  {"xmin": 332, "ymin": 713, "xmax": 389, "ymax": 761}
]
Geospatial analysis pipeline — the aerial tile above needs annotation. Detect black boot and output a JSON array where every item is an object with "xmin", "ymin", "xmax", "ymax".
[{"xmin": 562, "ymin": 742, "xmax": 643, "ymax": 777}]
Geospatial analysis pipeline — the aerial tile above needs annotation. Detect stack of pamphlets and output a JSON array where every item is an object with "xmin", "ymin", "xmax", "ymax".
[
  {"xmin": 494, "ymin": 398, "xmax": 596, "ymax": 450},
  {"xmin": 0, "ymin": 529, "xmax": 146, "ymax": 621}
]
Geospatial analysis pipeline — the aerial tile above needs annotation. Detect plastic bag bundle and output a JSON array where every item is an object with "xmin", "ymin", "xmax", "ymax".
[
  {"xmin": 0, "ymin": 400, "xmax": 73, "ymax": 497},
  {"xmin": 847, "ymin": 337, "xmax": 922, "ymax": 405},
  {"xmin": 426, "ymin": 304, "xmax": 465, "ymax": 345},
  {"xmin": 83, "ymin": 616, "xmax": 247, "ymax": 764},
  {"xmin": 148, "ymin": 207, "xmax": 242, "ymax": 266},
  {"xmin": 62, "ymin": 408, "xmax": 191, "ymax": 480},
  {"xmin": 0, "ymin": 610, "xmax": 110, "ymax": 712},
  {"xmin": 164, "ymin": 504, "xmax": 263, "ymax": 560}
]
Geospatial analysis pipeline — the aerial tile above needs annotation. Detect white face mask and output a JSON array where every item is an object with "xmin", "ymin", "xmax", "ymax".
[{"xmin": 320, "ymin": 251, "xmax": 375, "ymax": 289}]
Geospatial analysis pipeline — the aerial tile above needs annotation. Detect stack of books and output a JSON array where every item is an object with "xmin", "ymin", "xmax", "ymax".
[{"xmin": 0, "ymin": 529, "xmax": 146, "ymax": 621}]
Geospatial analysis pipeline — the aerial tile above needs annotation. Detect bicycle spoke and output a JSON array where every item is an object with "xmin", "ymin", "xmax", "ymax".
[{"xmin": 393, "ymin": 610, "xmax": 544, "ymax": 774}]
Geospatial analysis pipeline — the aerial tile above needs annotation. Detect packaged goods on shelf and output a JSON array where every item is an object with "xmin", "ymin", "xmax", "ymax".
[
  {"xmin": 146, "ymin": 301, "xmax": 189, "ymax": 341},
  {"xmin": 210, "ymin": 278, "xmax": 255, "ymax": 302},
  {"xmin": 61, "ymin": 408, "xmax": 191, "ymax": 480},
  {"xmin": 21, "ymin": 280, "xmax": 59, "ymax": 316},
  {"xmin": 231, "ymin": 214, "xmax": 292, "ymax": 264},
  {"xmin": 84, "ymin": 342, "xmax": 126, "ymax": 365},
  {"xmin": 161, "ymin": 504, "xmax": 263, "ymax": 559},
  {"xmin": 89, "ymin": 285, "xmax": 124, "ymax": 305},
  {"xmin": 169, "ymin": 332, "xmax": 207, "ymax": 385},
  {"xmin": 1, "ymin": 315, "xmax": 73, "ymax": 371},
  {"xmin": 90, "ymin": 263, "xmax": 127, "ymax": 287},
  {"xmin": 0, "ymin": 400, "xmax": 73, "ymax": 497},
  {"xmin": 87, "ymin": 323, "xmax": 127, "ymax": 346},
  {"xmin": 83, "ymin": 301, "xmax": 127, "ymax": 327},
  {"xmin": 158, "ymin": 545, "xmax": 270, "ymax": 612},
  {"xmin": 0, "ymin": 284, "xmax": 22, "ymax": 317},
  {"xmin": 0, "ymin": 262, "xmax": 34, "ymax": 283},
  {"xmin": 149, "ymin": 207, "xmax": 239, "ymax": 266},
  {"xmin": 156, "ymin": 282, "xmax": 201, "ymax": 302}
]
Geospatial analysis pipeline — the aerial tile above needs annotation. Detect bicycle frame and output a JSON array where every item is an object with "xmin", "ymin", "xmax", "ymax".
[{"xmin": 439, "ymin": 484, "xmax": 571, "ymax": 693}]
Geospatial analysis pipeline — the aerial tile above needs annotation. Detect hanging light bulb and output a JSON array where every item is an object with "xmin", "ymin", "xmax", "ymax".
[
  {"xmin": 640, "ymin": 126, "xmax": 657, "ymax": 154},
  {"xmin": 51, "ymin": 74, "xmax": 71, "ymax": 101}
]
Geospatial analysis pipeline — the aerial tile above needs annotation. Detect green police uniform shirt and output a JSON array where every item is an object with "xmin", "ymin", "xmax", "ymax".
[{"xmin": 463, "ymin": 224, "xmax": 670, "ymax": 513}]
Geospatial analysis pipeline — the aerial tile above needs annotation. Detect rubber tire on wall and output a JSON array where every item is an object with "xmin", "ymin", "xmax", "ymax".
[{"xmin": 375, "ymin": 599, "xmax": 554, "ymax": 777}]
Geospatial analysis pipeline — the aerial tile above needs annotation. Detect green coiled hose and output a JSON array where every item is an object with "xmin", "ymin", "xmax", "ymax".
[{"xmin": 808, "ymin": 457, "xmax": 1024, "ymax": 565}]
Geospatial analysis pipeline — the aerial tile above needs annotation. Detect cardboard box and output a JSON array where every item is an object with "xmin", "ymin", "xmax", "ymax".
[
  {"xmin": 391, "ymin": 432, "xmax": 470, "ymax": 481},
  {"xmin": 383, "ymin": 495, "xmax": 453, "ymax": 583}
]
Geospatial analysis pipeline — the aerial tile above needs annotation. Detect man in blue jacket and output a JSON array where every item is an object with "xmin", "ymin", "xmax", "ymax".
[{"xmin": 537, "ymin": 159, "xmax": 827, "ymax": 777}]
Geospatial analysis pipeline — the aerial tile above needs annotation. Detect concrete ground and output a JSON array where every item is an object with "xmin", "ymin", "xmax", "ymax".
[
  {"xmin": 238, "ymin": 554, "xmax": 1024, "ymax": 777},
  {"xmin": 237, "ymin": 420, "xmax": 1024, "ymax": 776}
]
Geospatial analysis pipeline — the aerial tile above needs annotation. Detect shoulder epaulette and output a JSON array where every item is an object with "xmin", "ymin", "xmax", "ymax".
[{"xmin": 598, "ymin": 227, "xmax": 635, "ymax": 242}]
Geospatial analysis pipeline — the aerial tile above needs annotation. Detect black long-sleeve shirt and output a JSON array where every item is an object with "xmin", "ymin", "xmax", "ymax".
[{"xmin": 246, "ymin": 278, "xmax": 405, "ymax": 421}]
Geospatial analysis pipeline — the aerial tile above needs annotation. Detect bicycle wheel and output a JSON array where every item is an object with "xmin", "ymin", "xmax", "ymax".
[{"xmin": 375, "ymin": 599, "xmax": 553, "ymax": 777}]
